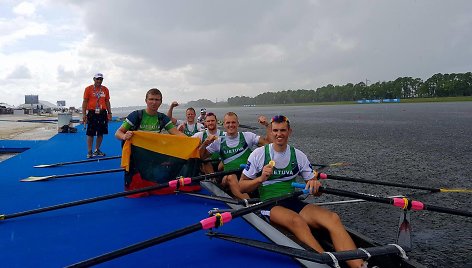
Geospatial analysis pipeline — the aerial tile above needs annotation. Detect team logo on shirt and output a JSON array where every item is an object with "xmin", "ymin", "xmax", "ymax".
[{"xmin": 245, "ymin": 161, "xmax": 251, "ymax": 171}]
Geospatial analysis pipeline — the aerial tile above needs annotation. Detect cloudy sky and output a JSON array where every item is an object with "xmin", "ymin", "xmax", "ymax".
[{"xmin": 1, "ymin": 0, "xmax": 471, "ymax": 108}]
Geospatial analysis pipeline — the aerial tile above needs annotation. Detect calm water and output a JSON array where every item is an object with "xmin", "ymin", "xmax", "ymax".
[{"xmin": 117, "ymin": 102, "xmax": 472, "ymax": 267}]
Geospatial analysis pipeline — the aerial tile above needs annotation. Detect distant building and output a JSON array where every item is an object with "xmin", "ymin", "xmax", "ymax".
[
  {"xmin": 25, "ymin": 95, "xmax": 39, "ymax": 104},
  {"xmin": 17, "ymin": 100, "xmax": 58, "ymax": 110},
  {"xmin": 57, "ymin": 100, "xmax": 66, "ymax": 107}
]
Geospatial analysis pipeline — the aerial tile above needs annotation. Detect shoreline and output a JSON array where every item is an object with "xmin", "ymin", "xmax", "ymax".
[{"xmin": 0, "ymin": 114, "xmax": 64, "ymax": 162}]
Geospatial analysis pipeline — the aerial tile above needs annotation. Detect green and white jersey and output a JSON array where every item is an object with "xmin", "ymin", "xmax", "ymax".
[
  {"xmin": 177, "ymin": 120, "xmax": 205, "ymax": 137},
  {"xmin": 121, "ymin": 110, "xmax": 174, "ymax": 132},
  {"xmin": 206, "ymin": 132, "xmax": 260, "ymax": 171},
  {"xmin": 192, "ymin": 129, "xmax": 225, "ymax": 160},
  {"xmin": 243, "ymin": 144, "xmax": 314, "ymax": 201}
]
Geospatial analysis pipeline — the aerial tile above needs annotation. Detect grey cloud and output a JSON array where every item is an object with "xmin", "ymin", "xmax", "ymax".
[{"xmin": 68, "ymin": 0, "xmax": 472, "ymax": 99}]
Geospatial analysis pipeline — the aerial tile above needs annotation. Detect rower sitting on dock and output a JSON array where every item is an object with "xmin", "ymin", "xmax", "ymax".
[
  {"xmin": 239, "ymin": 115, "xmax": 364, "ymax": 268},
  {"xmin": 200, "ymin": 112, "xmax": 268, "ymax": 200}
]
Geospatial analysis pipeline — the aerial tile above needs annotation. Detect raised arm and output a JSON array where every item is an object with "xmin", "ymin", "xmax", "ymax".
[
  {"xmin": 257, "ymin": 115, "xmax": 272, "ymax": 143},
  {"xmin": 167, "ymin": 101, "xmax": 179, "ymax": 121}
]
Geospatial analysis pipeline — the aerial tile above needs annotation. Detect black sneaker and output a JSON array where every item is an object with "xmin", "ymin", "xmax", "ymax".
[
  {"xmin": 93, "ymin": 149, "xmax": 106, "ymax": 157},
  {"xmin": 86, "ymin": 151, "xmax": 93, "ymax": 159}
]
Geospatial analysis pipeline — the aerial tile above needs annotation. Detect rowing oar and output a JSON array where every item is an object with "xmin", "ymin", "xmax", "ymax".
[
  {"xmin": 176, "ymin": 191, "xmax": 260, "ymax": 205},
  {"xmin": 292, "ymin": 183, "xmax": 472, "ymax": 217},
  {"xmin": 20, "ymin": 168, "xmax": 124, "ymax": 182},
  {"xmin": 315, "ymin": 172, "xmax": 472, "ymax": 193},
  {"xmin": 66, "ymin": 191, "xmax": 306, "ymax": 268},
  {"xmin": 34, "ymin": 156, "xmax": 220, "ymax": 169},
  {"xmin": 312, "ymin": 162, "xmax": 351, "ymax": 169},
  {"xmin": 0, "ymin": 169, "xmax": 240, "ymax": 221},
  {"xmin": 34, "ymin": 155, "xmax": 121, "ymax": 168},
  {"xmin": 207, "ymin": 232, "xmax": 409, "ymax": 266}
]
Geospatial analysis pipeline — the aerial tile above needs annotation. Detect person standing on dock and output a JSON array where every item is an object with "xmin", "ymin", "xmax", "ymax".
[
  {"xmin": 239, "ymin": 115, "xmax": 364, "ymax": 268},
  {"xmin": 82, "ymin": 73, "xmax": 112, "ymax": 159}
]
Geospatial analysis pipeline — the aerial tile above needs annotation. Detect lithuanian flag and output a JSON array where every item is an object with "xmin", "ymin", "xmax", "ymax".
[{"xmin": 121, "ymin": 131, "xmax": 201, "ymax": 197}]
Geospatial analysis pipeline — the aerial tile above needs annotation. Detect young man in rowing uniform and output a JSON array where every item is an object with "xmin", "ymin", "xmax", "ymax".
[
  {"xmin": 167, "ymin": 101, "xmax": 204, "ymax": 136},
  {"xmin": 115, "ymin": 88, "xmax": 184, "ymax": 140},
  {"xmin": 192, "ymin": 112, "xmax": 224, "ymax": 174},
  {"xmin": 200, "ymin": 112, "xmax": 268, "ymax": 199},
  {"xmin": 115, "ymin": 88, "xmax": 191, "ymax": 196},
  {"xmin": 239, "ymin": 115, "xmax": 364, "ymax": 268}
]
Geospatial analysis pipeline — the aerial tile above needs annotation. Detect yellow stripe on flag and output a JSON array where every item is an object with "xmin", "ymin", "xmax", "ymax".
[{"xmin": 121, "ymin": 131, "xmax": 200, "ymax": 171}]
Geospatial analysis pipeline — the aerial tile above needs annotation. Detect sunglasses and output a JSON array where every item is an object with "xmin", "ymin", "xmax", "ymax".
[
  {"xmin": 95, "ymin": 77, "xmax": 103, "ymax": 80},
  {"xmin": 271, "ymin": 115, "xmax": 289, "ymax": 123}
]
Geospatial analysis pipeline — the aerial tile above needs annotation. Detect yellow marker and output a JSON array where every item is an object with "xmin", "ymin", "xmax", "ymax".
[{"xmin": 269, "ymin": 160, "xmax": 276, "ymax": 167}]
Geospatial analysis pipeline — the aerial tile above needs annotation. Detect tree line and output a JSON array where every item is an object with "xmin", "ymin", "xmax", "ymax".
[{"xmin": 224, "ymin": 72, "xmax": 472, "ymax": 106}]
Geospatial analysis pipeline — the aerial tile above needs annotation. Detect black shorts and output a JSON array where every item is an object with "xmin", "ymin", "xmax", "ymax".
[
  {"xmin": 271, "ymin": 197, "xmax": 307, "ymax": 213},
  {"xmin": 86, "ymin": 110, "xmax": 108, "ymax": 136}
]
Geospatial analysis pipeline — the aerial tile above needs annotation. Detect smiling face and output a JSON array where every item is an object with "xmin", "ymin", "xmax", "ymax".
[
  {"xmin": 186, "ymin": 108, "xmax": 196, "ymax": 123},
  {"xmin": 205, "ymin": 114, "xmax": 217, "ymax": 131},
  {"xmin": 223, "ymin": 113, "xmax": 239, "ymax": 135},
  {"xmin": 270, "ymin": 121, "xmax": 291, "ymax": 147}
]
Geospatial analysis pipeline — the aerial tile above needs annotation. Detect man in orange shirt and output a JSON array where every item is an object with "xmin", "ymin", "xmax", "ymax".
[{"xmin": 82, "ymin": 73, "xmax": 112, "ymax": 158}]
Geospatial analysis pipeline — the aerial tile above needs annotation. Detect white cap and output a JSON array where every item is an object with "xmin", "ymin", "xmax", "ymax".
[
  {"xmin": 200, "ymin": 108, "xmax": 206, "ymax": 113},
  {"xmin": 94, "ymin": 73, "xmax": 104, "ymax": 79}
]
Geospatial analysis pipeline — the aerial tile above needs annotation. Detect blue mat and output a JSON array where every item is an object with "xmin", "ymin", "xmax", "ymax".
[{"xmin": 0, "ymin": 122, "xmax": 299, "ymax": 267}]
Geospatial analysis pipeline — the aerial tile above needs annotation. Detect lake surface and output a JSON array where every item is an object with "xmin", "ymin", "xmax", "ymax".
[{"xmin": 117, "ymin": 102, "xmax": 472, "ymax": 267}]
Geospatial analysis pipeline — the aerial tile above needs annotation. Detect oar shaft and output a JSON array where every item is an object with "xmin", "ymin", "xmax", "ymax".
[
  {"xmin": 179, "ymin": 192, "xmax": 259, "ymax": 205},
  {"xmin": 423, "ymin": 204, "xmax": 472, "ymax": 217},
  {"xmin": 35, "ymin": 155, "xmax": 121, "ymax": 168},
  {"xmin": 321, "ymin": 173, "xmax": 440, "ymax": 192},
  {"xmin": 292, "ymin": 183, "xmax": 472, "ymax": 217},
  {"xmin": 320, "ymin": 187, "xmax": 393, "ymax": 206},
  {"xmin": 68, "ymin": 224, "xmax": 202, "ymax": 268},
  {"xmin": 2, "ymin": 169, "xmax": 241, "ymax": 220},
  {"xmin": 54, "ymin": 168, "xmax": 124, "ymax": 179},
  {"xmin": 67, "ymin": 191, "xmax": 304, "ymax": 267}
]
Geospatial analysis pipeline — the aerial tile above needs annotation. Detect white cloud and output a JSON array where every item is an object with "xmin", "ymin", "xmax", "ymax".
[{"xmin": 13, "ymin": 1, "xmax": 36, "ymax": 17}]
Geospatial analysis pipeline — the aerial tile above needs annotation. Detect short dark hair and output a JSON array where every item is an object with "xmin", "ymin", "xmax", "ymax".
[
  {"xmin": 186, "ymin": 107, "xmax": 196, "ymax": 114},
  {"xmin": 146, "ymin": 88, "xmax": 162, "ymax": 99},
  {"xmin": 270, "ymin": 115, "xmax": 290, "ymax": 129},
  {"xmin": 205, "ymin": 112, "xmax": 217, "ymax": 120}
]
